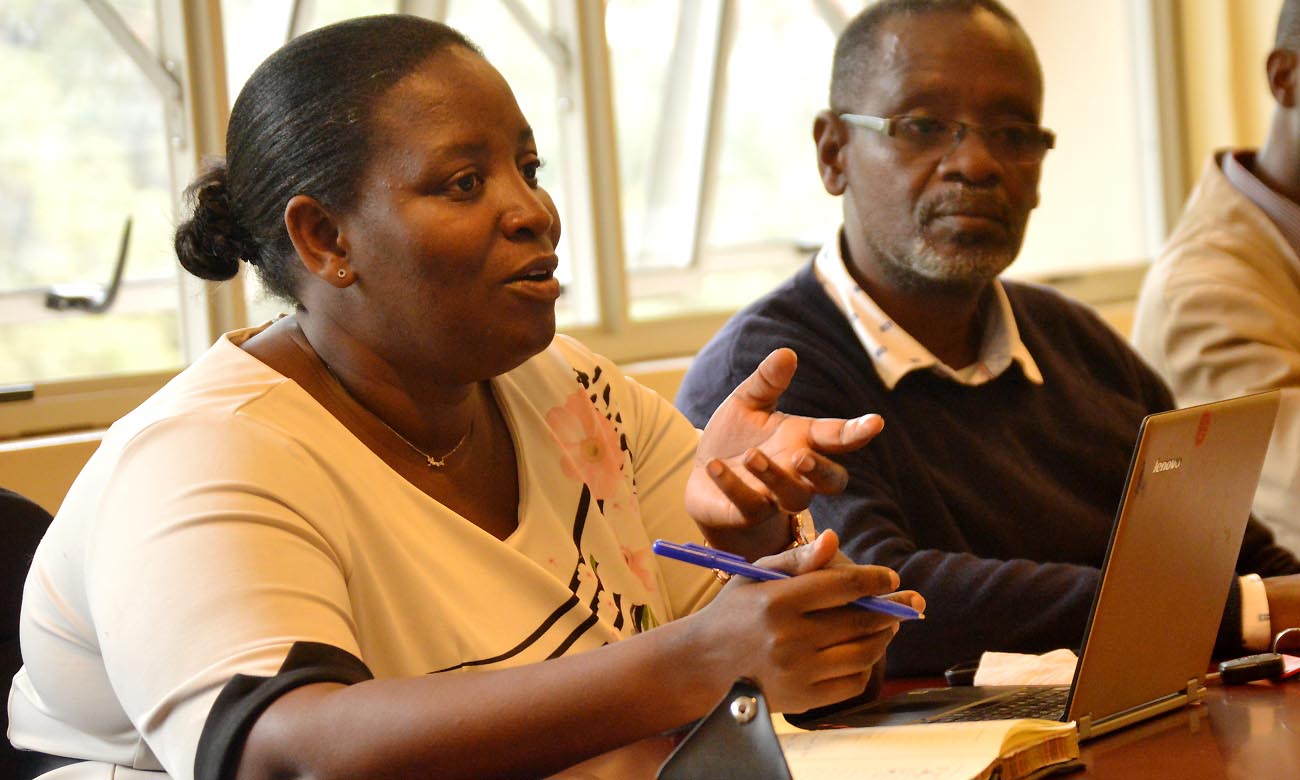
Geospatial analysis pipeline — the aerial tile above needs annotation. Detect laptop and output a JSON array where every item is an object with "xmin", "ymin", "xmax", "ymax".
[{"xmin": 791, "ymin": 390, "xmax": 1281, "ymax": 741}]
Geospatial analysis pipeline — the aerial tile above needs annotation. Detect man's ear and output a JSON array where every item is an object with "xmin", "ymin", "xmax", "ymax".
[
  {"xmin": 284, "ymin": 194, "xmax": 352, "ymax": 286},
  {"xmin": 1267, "ymin": 49, "xmax": 1299, "ymax": 108},
  {"xmin": 813, "ymin": 110, "xmax": 848, "ymax": 196}
]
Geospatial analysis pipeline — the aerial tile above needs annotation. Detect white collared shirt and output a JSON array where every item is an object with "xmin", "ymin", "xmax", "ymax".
[{"xmin": 812, "ymin": 231, "xmax": 1044, "ymax": 388}]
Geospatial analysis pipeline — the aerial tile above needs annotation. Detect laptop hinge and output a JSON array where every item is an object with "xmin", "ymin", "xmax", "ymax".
[{"xmin": 1074, "ymin": 681, "xmax": 1208, "ymax": 741}]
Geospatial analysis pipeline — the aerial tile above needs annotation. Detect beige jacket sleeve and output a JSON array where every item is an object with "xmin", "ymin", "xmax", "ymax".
[{"xmin": 1132, "ymin": 155, "xmax": 1300, "ymax": 554}]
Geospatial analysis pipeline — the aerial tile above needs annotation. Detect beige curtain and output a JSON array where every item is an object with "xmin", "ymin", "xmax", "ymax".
[{"xmin": 1176, "ymin": 0, "xmax": 1283, "ymax": 191}]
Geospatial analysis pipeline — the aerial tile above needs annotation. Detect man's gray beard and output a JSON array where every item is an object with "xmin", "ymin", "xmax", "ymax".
[{"xmin": 871, "ymin": 234, "xmax": 1017, "ymax": 297}]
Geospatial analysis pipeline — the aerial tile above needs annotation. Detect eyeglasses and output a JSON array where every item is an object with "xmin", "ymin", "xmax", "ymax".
[{"xmin": 839, "ymin": 113, "xmax": 1055, "ymax": 165}]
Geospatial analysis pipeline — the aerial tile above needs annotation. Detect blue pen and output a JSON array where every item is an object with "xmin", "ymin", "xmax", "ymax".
[{"xmin": 652, "ymin": 539, "xmax": 924, "ymax": 621}]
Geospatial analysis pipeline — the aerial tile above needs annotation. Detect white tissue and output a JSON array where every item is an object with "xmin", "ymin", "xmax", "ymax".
[{"xmin": 971, "ymin": 648, "xmax": 1079, "ymax": 686}]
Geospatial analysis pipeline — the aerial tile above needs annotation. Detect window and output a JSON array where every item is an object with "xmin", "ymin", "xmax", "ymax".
[
  {"xmin": 0, "ymin": 0, "xmax": 186, "ymax": 386},
  {"xmin": 222, "ymin": 0, "xmax": 589, "ymax": 327},
  {"xmin": 2, "ymin": 0, "xmax": 1186, "ymax": 440},
  {"xmin": 1005, "ymin": 0, "xmax": 1170, "ymax": 279},
  {"xmin": 607, "ymin": 1, "xmax": 842, "ymax": 322}
]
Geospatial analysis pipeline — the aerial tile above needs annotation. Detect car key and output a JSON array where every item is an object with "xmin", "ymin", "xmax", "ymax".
[{"xmin": 1219, "ymin": 652, "xmax": 1285, "ymax": 685}]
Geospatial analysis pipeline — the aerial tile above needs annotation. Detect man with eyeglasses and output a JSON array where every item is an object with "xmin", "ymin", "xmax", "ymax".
[
  {"xmin": 677, "ymin": 0, "xmax": 1300, "ymax": 678},
  {"xmin": 1133, "ymin": 0, "xmax": 1300, "ymax": 558}
]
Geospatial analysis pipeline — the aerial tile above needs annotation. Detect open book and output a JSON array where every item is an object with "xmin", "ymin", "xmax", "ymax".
[{"xmin": 777, "ymin": 718, "xmax": 1080, "ymax": 780}]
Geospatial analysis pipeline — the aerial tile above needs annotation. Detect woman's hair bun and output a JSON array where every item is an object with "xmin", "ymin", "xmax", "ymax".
[{"xmin": 173, "ymin": 164, "xmax": 260, "ymax": 281}]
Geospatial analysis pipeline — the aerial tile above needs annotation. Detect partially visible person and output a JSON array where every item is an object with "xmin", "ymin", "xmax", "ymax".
[
  {"xmin": 677, "ymin": 0, "xmax": 1300, "ymax": 678},
  {"xmin": 1132, "ymin": 0, "xmax": 1300, "ymax": 554},
  {"xmin": 7, "ymin": 15, "xmax": 921, "ymax": 780}
]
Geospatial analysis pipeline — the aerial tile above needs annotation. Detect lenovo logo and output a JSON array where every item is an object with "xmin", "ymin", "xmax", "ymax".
[{"xmin": 1152, "ymin": 458, "xmax": 1182, "ymax": 474}]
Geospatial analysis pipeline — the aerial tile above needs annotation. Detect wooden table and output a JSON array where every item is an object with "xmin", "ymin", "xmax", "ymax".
[
  {"xmin": 1076, "ymin": 679, "xmax": 1300, "ymax": 778},
  {"xmin": 582, "ymin": 677, "xmax": 1300, "ymax": 778}
]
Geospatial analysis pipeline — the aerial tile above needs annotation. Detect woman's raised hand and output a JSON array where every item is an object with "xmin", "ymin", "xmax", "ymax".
[{"xmin": 685, "ymin": 348, "xmax": 883, "ymax": 560}]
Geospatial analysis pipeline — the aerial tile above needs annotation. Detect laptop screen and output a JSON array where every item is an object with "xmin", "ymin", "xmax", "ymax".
[{"xmin": 1065, "ymin": 390, "xmax": 1280, "ymax": 734}]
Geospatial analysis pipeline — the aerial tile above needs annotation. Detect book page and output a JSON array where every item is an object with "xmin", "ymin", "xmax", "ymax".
[{"xmin": 778, "ymin": 720, "xmax": 1074, "ymax": 780}]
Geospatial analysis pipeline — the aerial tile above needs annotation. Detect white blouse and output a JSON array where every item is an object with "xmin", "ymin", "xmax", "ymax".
[{"xmin": 10, "ymin": 326, "xmax": 715, "ymax": 779}]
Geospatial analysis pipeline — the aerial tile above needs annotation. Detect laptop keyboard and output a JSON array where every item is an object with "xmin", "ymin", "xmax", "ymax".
[{"xmin": 925, "ymin": 686, "xmax": 1068, "ymax": 723}]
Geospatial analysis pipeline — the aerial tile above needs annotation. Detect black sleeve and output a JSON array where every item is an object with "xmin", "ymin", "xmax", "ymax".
[
  {"xmin": 194, "ymin": 641, "xmax": 374, "ymax": 780},
  {"xmin": 1237, "ymin": 513, "xmax": 1300, "ymax": 577},
  {"xmin": 675, "ymin": 332, "xmax": 748, "ymax": 429},
  {"xmin": 1215, "ymin": 577, "xmax": 1244, "ymax": 657}
]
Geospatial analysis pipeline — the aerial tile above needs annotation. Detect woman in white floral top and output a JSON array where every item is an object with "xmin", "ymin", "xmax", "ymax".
[{"xmin": 9, "ymin": 15, "xmax": 922, "ymax": 780}]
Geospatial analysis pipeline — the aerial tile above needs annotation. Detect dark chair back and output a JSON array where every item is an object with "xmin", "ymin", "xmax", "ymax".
[{"xmin": 1, "ymin": 488, "xmax": 54, "ymax": 779}]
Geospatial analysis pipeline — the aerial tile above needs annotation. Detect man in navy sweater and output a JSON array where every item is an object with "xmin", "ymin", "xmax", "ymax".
[{"xmin": 677, "ymin": 0, "xmax": 1300, "ymax": 677}]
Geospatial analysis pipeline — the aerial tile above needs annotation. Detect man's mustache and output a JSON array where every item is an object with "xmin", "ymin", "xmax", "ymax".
[{"xmin": 918, "ymin": 193, "xmax": 1013, "ymax": 226}]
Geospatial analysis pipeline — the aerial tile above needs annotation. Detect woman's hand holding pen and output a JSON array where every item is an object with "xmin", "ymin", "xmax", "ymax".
[
  {"xmin": 686, "ymin": 347, "xmax": 884, "ymax": 561},
  {"xmin": 683, "ymin": 530, "xmax": 925, "ymax": 715}
]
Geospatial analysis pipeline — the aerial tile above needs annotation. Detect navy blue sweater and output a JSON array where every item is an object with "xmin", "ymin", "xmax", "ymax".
[{"xmin": 677, "ymin": 261, "xmax": 1300, "ymax": 676}]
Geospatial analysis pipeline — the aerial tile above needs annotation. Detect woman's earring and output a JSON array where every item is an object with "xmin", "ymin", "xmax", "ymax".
[{"xmin": 337, "ymin": 268, "xmax": 348, "ymax": 279}]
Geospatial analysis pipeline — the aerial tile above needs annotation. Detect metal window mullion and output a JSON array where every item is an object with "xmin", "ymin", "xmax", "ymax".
[
  {"xmin": 1129, "ymin": 0, "xmax": 1186, "ymax": 250},
  {"xmin": 692, "ymin": 0, "xmax": 735, "ymax": 272},
  {"xmin": 399, "ymin": 0, "xmax": 450, "ymax": 20},
  {"xmin": 635, "ymin": 0, "xmax": 726, "ymax": 272},
  {"xmin": 287, "ymin": 0, "xmax": 317, "ymax": 40},
  {"xmin": 87, "ymin": 0, "xmax": 237, "ymax": 355},
  {"xmin": 161, "ymin": 0, "xmax": 246, "ymax": 355},
  {"xmin": 810, "ymin": 0, "xmax": 850, "ymax": 33},
  {"xmin": 499, "ymin": 0, "xmax": 569, "ymax": 68},
  {"xmin": 83, "ymin": 0, "xmax": 183, "ymax": 108},
  {"xmin": 553, "ymin": 0, "xmax": 627, "ymax": 333}
]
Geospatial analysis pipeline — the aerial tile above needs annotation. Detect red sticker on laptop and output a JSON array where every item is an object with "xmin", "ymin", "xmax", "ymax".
[{"xmin": 1195, "ymin": 412, "xmax": 1211, "ymax": 446}]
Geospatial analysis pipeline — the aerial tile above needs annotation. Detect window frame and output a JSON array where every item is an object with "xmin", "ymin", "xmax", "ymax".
[
  {"xmin": 0, "ymin": 0, "xmax": 1188, "ymax": 441},
  {"xmin": 0, "ymin": 0, "xmax": 231, "ymax": 440}
]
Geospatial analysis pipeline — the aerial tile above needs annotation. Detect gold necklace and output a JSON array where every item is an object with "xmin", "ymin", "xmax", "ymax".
[
  {"xmin": 320, "ymin": 359, "xmax": 474, "ymax": 469},
  {"xmin": 372, "ymin": 409, "xmax": 474, "ymax": 468}
]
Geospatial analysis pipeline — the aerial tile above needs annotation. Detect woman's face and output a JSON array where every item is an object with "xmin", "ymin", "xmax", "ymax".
[{"xmin": 333, "ymin": 46, "xmax": 563, "ymax": 383}]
